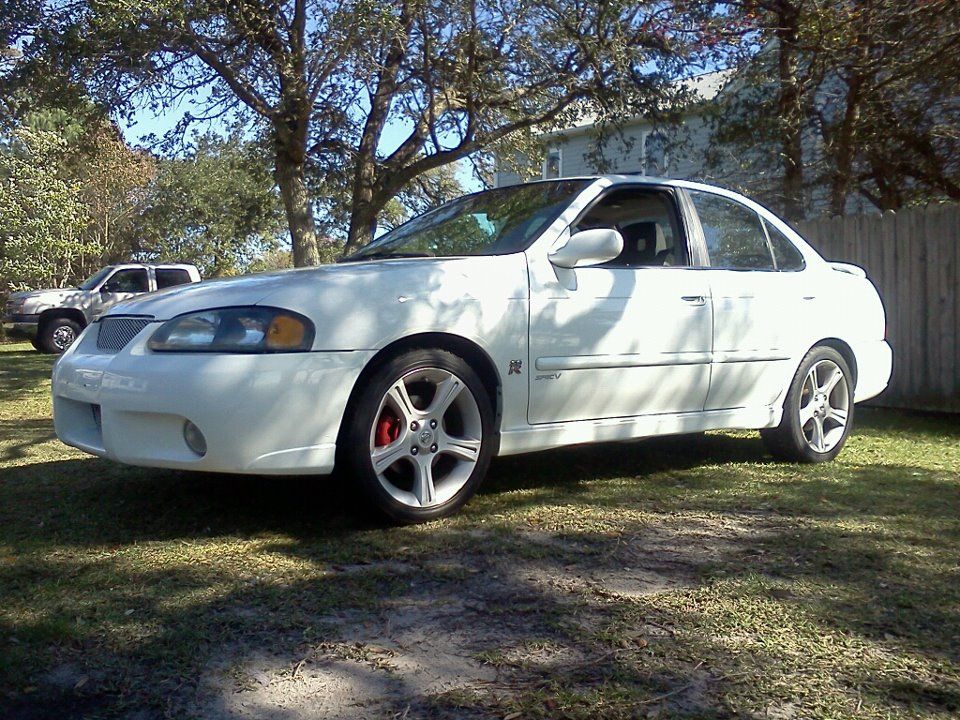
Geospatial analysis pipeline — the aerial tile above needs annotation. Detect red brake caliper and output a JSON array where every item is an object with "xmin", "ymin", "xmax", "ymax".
[{"xmin": 375, "ymin": 410, "xmax": 401, "ymax": 447}]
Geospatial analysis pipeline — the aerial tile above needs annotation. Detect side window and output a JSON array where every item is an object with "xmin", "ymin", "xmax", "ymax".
[
  {"xmin": 103, "ymin": 269, "xmax": 149, "ymax": 293},
  {"xmin": 689, "ymin": 191, "xmax": 775, "ymax": 270},
  {"xmin": 763, "ymin": 220, "xmax": 806, "ymax": 271},
  {"xmin": 155, "ymin": 268, "xmax": 192, "ymax": 289},
  {"xmin": 576, "ymin": 188, "xmax": 686, "ymax": 267}
]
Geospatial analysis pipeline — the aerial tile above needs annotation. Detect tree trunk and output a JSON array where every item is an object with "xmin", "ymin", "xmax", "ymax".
[
  {"xmin": 829, "ymin": 82, "xmax": 861, "ymax": 216},
  {"xmin": 345, "ymin": 200, "xmax": 379, "ymax": 254},
  {"xmin": 344, "ymin": 153, "xmax": 383, "ymax": 255},
  {"xmin": 775, "ymin": 2, "xmax": 805, "ymax": 221},
  {"xmin": 275, "ymin": 151, "xmax": 320, "ymax": 267}
]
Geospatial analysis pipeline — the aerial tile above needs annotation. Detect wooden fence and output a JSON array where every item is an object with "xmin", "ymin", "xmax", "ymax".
[{"xmin": 796, "ymin": 204, "xmax": 960, "ymax": 413}]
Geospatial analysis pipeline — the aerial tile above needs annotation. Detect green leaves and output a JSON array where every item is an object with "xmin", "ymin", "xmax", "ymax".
[
  {"xmin": 0, "ymin": 128, "xmax": 94, "ymax": 291},
  {"xmin": 130, "ymin": 134, "xmax": 286, "ymax": 277}
]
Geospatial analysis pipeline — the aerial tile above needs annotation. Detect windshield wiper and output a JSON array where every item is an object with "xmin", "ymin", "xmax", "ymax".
[{"xmin": 339, "ymin": 251, "xmax": 434, "ymax": 263}]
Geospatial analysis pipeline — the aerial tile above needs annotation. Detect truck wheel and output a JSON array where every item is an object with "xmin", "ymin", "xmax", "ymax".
[{"xmin": 38, "ymin": 317, "xmax": 82, "ymax": 354}]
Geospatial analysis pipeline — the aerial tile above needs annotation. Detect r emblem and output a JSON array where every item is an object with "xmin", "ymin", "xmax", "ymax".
[{"xmin": 508, "ymin": 360, "xmax": 523, "ymax": 375}]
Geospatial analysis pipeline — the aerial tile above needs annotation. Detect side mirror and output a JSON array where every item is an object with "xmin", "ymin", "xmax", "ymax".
[{"xmin": 548, "ymin": 228, "xmax": 624, "ymax": 269}]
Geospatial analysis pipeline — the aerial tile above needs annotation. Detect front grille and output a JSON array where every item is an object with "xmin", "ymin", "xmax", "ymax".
[{"xmin": 97, "ymin": 316, "xmax": 153, "ymax": 352}]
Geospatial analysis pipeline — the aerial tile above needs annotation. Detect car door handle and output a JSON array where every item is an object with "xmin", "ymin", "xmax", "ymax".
[{"xmin": 681, "ymin": 295, "xmax": 706, "ymax": 306}]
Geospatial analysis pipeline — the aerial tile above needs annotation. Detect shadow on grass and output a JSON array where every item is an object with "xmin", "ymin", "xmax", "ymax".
[
  {"xmin": 0, "ymin": 420, "xmax": 57, "ymax": 463},
  {"xmin": 1, "ymin": 408, "xmax": 958, "ymax": 718},
  {"xmin": 0, "ymin": 349, "xmax": 54, "ymax": 406}
]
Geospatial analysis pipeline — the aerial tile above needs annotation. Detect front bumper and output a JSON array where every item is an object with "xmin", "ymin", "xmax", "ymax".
[
  {"xmin": 2, "ymin": 314, "xmax": 40, "ymax": 340},
  {"xmin": 53, "ymin": 322, "xmax": 375, "ymax": 475}
]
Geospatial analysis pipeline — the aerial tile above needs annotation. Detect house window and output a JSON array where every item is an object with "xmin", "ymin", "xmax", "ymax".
[
  {"xmin": 643, "ymin": 132, "xmax": 668, "ymax": 177},
  {"xmin": 542, "ymin": 147, "xmax": 562, "ymax": 179}
]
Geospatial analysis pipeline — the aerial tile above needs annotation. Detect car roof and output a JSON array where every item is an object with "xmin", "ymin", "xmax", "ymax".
[
  {"xmin": 110, "ymin": 263, "xmax": 198, "ymax": 270},
  {"xmin": 525, "ymin": 174, "xmax": 742, "ymax": 196},
  {"xmin": 592, "ymin": 174, "xmax": 734, "ymax": 193}
]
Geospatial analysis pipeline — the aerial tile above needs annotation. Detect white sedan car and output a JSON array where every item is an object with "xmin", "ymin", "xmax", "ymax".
[{"xmin": 53, "ymin": 177, "xmax": 892, "ymax": 523}]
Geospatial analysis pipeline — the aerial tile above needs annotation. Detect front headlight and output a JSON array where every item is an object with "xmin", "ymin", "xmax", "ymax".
[{"xmin": 148, "ymin": 307, "xmax": 315, "ymax": 353}]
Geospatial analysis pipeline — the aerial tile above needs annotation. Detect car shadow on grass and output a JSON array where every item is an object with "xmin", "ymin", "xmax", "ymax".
[{"xmin": 0, "ymin": 431, "xmax": 786, "ymax": 549}]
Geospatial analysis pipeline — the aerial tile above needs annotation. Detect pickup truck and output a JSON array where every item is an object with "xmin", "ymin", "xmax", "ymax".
[{"xmin": 3, "ymin": 263, "xmax": 201, "ymax": 353}]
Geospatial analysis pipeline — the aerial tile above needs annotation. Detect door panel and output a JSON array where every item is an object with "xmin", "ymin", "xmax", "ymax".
[
  {"xmin": 528, "ymin": 265, "xmax": 712, "ymax": 424},
  {"xmin": 684, "ymin": 189, "xmax": 809, "ymax": 410},
  {"xmin": 705, "ymin": 270, "xmax": 805, "ymax": 409}
]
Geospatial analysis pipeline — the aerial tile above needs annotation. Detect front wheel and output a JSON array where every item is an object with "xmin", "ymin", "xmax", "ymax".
[
  {"xmin": 761, "ymin": 346, "xmax": 854, "ymax": 463},
  {"xmin": 341, "ymin": 349, "xmax": 495, "ymax": 524}
]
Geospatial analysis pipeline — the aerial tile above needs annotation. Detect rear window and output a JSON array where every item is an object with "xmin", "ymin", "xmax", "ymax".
[
  {"xmin": 155, "ymin": 268, "xmax": 193, "ymax": 289},
  {"xmin": 763, "ymin": 220, "xmax": 806, "ymax": 271},
  {"xmin": 689, "ymin": 190, "xmax": 775, "ymax": 270}
]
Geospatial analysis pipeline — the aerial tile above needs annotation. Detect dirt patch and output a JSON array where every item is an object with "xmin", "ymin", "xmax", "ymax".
[{"xmin": 181, "ymin": 513, "xmax": 781, "ymax": 718}]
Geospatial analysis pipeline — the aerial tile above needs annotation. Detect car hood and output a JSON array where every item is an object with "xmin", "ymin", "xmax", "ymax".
[
  {"xmin": 12, "ymin": 288, "xmax": 84, "ymax": 302},
  {"xmin": 105, "ymin": 270, "xmax": 303, "ymax": 318},
  {"xmin": 107, "ymin": 256, "xmax": 529, "ymax": 318},
  {"xmin": 10, "ymin": 287, "xmax": 88, "ymax": 313},
  {"xmin": 106, "ymin": 255, "xmax": 530, "ymax": 350}
]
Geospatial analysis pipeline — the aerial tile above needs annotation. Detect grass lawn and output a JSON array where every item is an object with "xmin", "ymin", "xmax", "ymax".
[{"xmin": 1, "ymin": 340, "xmax": 958, "ymax": 719}]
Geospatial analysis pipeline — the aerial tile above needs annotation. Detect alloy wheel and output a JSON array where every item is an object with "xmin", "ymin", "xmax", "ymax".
[
  {"xmin": 368, "ymin": 367, "xmax": 483, "ymax": 508},
  {"xmin": 798, "ymin": 359, "xmax": 850, "ymax": 453}
]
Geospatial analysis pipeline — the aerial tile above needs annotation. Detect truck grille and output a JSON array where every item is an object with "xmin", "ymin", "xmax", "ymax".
[{"xmin": 97, "ymin": 316, "xmax": 153, "ymax": 352}]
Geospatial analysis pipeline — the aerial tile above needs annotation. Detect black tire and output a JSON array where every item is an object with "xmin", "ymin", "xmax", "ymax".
[
  {"xmin": 341, "ymin": 348, "xmax": 495, "ymax": 524},
  {"xmin": 30, "ymin": 337, "xmax": 43, "ymax": 352},
  {"xmin": 37, "ymin": 317, "xmax": 82, "ymax": 354},
  {"xmin": 761, "ymin": 346, "xmax": 854, "ymax": 463}
]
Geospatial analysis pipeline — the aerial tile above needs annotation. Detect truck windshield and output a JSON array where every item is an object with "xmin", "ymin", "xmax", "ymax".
[
  {"xmin": 343, "ymin": 180, "xmax": 589, "ymax": 261},
  {"xmin": 78, "ymin": 267, "xmax": 114, "ymax": 290}
]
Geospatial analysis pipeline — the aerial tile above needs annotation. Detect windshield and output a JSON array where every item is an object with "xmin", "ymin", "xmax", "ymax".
[
  {"xmin": 346, "ymin": 180, "xmax": 590, "ymax": 260},
  {"xmin": 78, "ymin": 266, "xmax": 114, "ymax": 290}
]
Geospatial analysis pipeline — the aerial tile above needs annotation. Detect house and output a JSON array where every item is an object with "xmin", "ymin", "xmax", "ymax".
[
  {"xmin": 494, "ymin": 68, "xmax": 877, "ymax": 219},
  {"xmin": 494, "ymin": 71, "xmax": 733, "ymax": 189}
]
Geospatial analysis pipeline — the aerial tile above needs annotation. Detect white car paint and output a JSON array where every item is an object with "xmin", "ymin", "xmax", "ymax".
[{"xmin": 53, "ymin": 177, "xmax": 892, "ymax": 478}]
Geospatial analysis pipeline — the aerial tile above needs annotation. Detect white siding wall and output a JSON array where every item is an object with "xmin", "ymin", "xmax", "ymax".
[{"xmin": 494, "ymin": 116, "xmax": 717, "ymax": 188}]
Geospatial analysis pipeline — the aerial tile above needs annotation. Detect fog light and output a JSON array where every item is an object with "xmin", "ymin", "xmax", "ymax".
[{"xmin": 183, "ymin": 420, "xmax": 207, "ymax": 457}]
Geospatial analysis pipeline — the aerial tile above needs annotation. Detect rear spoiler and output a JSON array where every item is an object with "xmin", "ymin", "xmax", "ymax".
[{"xmin": 828, "ymin": 261, "xmax": 867, "ymax": 278}]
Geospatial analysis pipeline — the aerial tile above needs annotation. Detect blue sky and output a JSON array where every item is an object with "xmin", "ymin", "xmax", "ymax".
[{"xmin": 121, "ymin": 100, "xmax": 482, "ymax": 196}]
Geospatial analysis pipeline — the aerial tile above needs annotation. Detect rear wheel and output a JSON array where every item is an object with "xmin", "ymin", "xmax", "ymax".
[
  {"xmin": 38, "ymin": 317, "xmax": 82, "ymax": 354},
  {"xmin": 342, "ymin": 349, "xmax": 495, "ymax": 524},
  {"xmin": 762, "ymin": 346, "xmax": 854, "ymax": 462}
]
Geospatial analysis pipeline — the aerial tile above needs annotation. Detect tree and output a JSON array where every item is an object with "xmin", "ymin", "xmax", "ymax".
[
  {"xmin": 130, "ymin": 134, "xmax": 287, "ymax": 277},
  {"xmin": 323, "ymin": 0, "xmax": 710, "ymax": 253},
  {"xmin": 22, "ymin": 106, "xmax": 157, "ymax": 266},
  {"xmin": 815, "ymin": 1, "xmax": 960, "ymax": 212},
  {"xmin": 0, "ymin": 127, "xmax": 92, "ymax": 290},
  {"xmin": 704, "ymin": 0, "xmax": 960, "ymax": 218},
  {"xmin": 13, "ymin": 1, "xmax": 720, "ymax": 263}
]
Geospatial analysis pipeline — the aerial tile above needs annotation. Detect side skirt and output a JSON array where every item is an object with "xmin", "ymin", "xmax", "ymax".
[{"xmin": 497, "ymin": 406, "xmax": 783, "ymax": 457}]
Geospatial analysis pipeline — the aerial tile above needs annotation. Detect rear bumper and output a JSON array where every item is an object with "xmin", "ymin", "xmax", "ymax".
[
  {"xmin": 851, "ymin": 339, "xmax": 893, "ymax": 403},
  {"xmin": 2, "ymin": 314, "xmax": 39, "ymax": 340}
]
